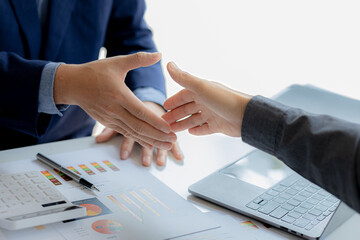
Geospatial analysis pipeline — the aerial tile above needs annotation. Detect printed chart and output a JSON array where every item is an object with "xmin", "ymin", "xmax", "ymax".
[
  {"xmin": 72, "ymin": 198, "xmax": 112, "ymax": 220},
  {"xmin": 40, "ymin": 160, "xmax": 119, "ymax": 186},
  {"xmin": 66, "ymin": 166, "xmax": 81, "ymax": 175},
  {"xmin": 0, "ymin": 146, "xmax": 220, "ymax": 240},
  {"xmin": 90, "ymin": 162, "xmax": 107, "ymax": 173},
  {"xmin": 41, "ymin": 170, "xmax": 62, "ymax": 185},
  {"xmin": 107, "ymin": 188, "xmax": 173, "ymax": 222},
  {"xmin": 78, "ymin": 164, "xmax": 96, "ymax": 175},
  {"xmin": 91, "ymin": 220, "xmax": 123, "ymax": 234},
  {"xmin": 240, "ymin": 220, "xmax": 260, "ymax": 229},
  {"xmin": 102, "ymin": 160, "xmax": 120, "ymax": 171},
  {"xmin": 53, "ymin": 169, "xmax": 72, "ymax": 181}
]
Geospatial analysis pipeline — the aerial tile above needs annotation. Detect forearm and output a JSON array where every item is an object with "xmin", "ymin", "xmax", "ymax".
[{"xmin": 241, "ymin": 95, "xmax": 360, "ymax": 213}]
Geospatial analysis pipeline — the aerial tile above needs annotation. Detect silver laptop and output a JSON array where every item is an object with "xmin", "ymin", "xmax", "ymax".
[{"xmin": 189, "ymin": 84, "xmax": 358, "ymax": 239}]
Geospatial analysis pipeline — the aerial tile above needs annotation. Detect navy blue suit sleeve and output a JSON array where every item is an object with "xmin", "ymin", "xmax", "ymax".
[
  {"xmin": 0, "ymin": 51, "xmax": 51, "ymax": 137},
  {"xmin": 104, "ymin": 0, "xmax": 166, "ymax": 97},
  {"xmin": 242, "ymin": 95, "xmax": 360, "ymax": 213}
]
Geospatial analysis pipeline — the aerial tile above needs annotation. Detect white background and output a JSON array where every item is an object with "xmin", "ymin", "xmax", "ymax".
[{"xmin": 144, "ymin": 0, "xmax": 360, "ymax": 100}]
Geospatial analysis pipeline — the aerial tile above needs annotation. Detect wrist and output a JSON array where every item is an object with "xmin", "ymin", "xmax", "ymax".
[
  {"xmin": 53, "ymin": 64, "xmax": 81, "ymax": 105},
  {"xmin": 144, "ymin": 101, "xmax": 165, "ymax": 116},
  {"xmin": 237, "ymin": 93, "xmax": 252, "ymax": 135}
]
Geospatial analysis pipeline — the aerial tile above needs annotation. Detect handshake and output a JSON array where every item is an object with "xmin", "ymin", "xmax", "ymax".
[{"xmin": 54, "ymin": 52, "xmax": 251, "ymax": 166}]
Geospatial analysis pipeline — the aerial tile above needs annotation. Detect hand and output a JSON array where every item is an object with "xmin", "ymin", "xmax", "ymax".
[
  {"xmin": 96, "ymin": 102, "xmax": 183, "ymax": 167},
  {"xmin": 162, "ymin": 62, "xmax": 252, "ymax": 137},
  {"xmin": 53, "ymin": 52, "xmax": 176, "ymax": 150}
]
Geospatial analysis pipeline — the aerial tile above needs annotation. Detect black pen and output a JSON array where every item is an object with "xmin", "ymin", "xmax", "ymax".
[{"xmin": 36, "ymin": 153, "xmax": 100, "ymax": 192}]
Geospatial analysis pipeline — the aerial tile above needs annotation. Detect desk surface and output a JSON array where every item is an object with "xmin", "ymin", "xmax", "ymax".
[{"xmin": 0, "ymin": 134, "xmax": 359, "ymax": 239}]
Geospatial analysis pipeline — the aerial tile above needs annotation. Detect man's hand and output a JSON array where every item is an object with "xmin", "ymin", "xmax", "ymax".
[
  {"xmin": 162, "ymin": 62, "xmax": 252, "ymax": 137},
  {"xmin": 96, "ymin": 102, "xmax": 183, "ymax": 167},
  {"xmin": 53, "ymin": 52, "xmax": 176, "ymax": 150}
]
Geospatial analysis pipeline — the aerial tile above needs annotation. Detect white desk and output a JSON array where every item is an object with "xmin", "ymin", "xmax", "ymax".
[{"xmin": 0, "ymin": 134, "xmax": 358, "ymax": 239}]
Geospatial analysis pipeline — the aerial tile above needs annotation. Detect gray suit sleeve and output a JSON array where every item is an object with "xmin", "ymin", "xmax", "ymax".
[{"xmin": 241, "ymin": 95, "xmax": 360, "ymax": 213}]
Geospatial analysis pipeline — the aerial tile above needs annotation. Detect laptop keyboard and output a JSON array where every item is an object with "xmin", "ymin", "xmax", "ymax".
[{"xmin": 246, "ymin": 175, "xmax": 340, "ymax": 231}]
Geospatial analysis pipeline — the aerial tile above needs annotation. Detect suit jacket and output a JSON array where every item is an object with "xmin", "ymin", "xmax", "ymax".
[
  {"xmin": 0, "ymin": 0, "xmax": 165, "ymax": 150},
  {"xmin": 242, "ymin": 96, "xmax": 360, "ymax": 213}
]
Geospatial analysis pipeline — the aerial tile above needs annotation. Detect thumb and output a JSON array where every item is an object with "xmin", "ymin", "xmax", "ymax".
[
  {"xmin": 120, "ymin": 52, "xmax": 162, "ymax": 72},
  {"xmin": 167, "ymin": 62, "xmax": 203, "ymax": 91}
]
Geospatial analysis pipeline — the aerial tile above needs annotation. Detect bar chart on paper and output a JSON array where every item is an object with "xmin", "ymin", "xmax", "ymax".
[
  {"xmin": 41, "ymin": 170, "xmax": 62, "ymax": 185},
  {"xmin": 102, "ymin": 160, "xmax": 120, "ymax": 171},
  {"xmin": 67, "ymin": 166, "xmax": 81, "ymax": 175},
  {"xmin": 90, "ymin": 162, "xmax": 107, "ymax": 173}
]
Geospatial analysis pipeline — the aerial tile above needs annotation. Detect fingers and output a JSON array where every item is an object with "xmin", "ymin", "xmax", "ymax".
[
  {"xmin": 167, "ymin": 62, "xmax": 203, "ymax": 91},
  {"xmin": 188, "ymin": 123, "xmax": 213, "ymax": 136},
  {"xmin": 110, "ymin": 105, "xmax": 177, "ymax": 143},
  {"xmin": 122, "ymin": 89, "xmax": 172, "ymax": 134},
  {"xmin": 163, "ymin": 89, "xmax": 194, "ymax": 111},
  {"xmin": 155, "ymin": 149, "xmax": 167, "ymax": 166},
  {"xmin": 169, "ymin": 112, "xmax": 205, "ymax": 132},
  {"xmin": 162, "ymin": 101, "xmax": 199, "ymax": 124},
  {"xmin": 121, "ymin": 137, "xmax": 154, "ymax": 167},
  {"xmin": 90, "ymin": 111, "xmax": 158, "ymax": 149},
  {"xmin": 106, "ymin": 123, "xmax": 153, "ymax": 149},
  {"xmin": 120, "ymin": 137, "xmax": 155, "ymax": 167},
  {"xmin": 95, "ymin": 128, "xmax": 118, "ymax": 143},
  {"xmin": 120, "ymin": 136, "xmax": 157, "ymax": 167},
  {"xmin": 170, "ymin": 142, "xmax": 183, "ymax": 160},
  {"xmin": 142, "ymin": 146, "xmax": 154, "ymax": 167},
  {"xmin": 121, "ymin": 139, "xmax": 183, "ymax": 167},
  {"xmin": 155, "ymin": 142, "xmax": 183, "ymax": 166},
  {"xmin": 143, "ymin": 142, "xmax": 184, "ymax": 167},
  {"xmin": 110, "ymin": 116, "xmax": 174, "ymax": 150},
  {"xmin": 97, "ymin": 97, "xmax": 175, "ymax": 150},
  {"xmin": 120, "ymin": 137, "xmax": 135, "ymax": 160},
  {"xmin": 121, "ymin": 52, "xmax": 162, "ymax": 72}
]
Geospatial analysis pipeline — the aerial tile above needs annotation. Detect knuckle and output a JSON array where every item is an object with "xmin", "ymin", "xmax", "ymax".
[
  {"xmin": 123, "ymin": 131, "xmax": 132, "ymax": 138},
  {"xmin": 190, "ymin": 117, "xmax": 197, "ymax": 125},
  {"xmin": 186, "ymin": 102, "xmax": 196, "ymax": 113},
  {"xmin": 128, "ymin": 128, "xmax": 140, "ymax": 138},
  {"xmin": 133, "ymin": 123, "xmax": 145, "ymax": 134},
  {"xmin": 133, "ymin": 108, "xmax": 146, "ymax": 119},
  {"xmin": 135, "ymin": 52, "xmax": 144, "ymax": 62},
  {"xmin": 108, "ymin": 124, "xmax": 122, "ymax": 133},
  {"xmin": 181, "ymin": 106, "xmax": 188, "ymax": 116},
  {"xmin": 179, "ymin": 91, "xmax": 188, "ymax": 105},
  {"xmin": 180, "ymin": 71, "xmax": 189, "ymax": 79},
  {"xmin": 150, "ymin": 141, "xmax": 161, "ymax": 148}
]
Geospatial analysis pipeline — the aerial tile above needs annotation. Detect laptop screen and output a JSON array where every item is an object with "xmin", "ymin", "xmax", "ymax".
[{"xmin": 220, "ymin": 150, "xmax": 294, "ymax": 189}]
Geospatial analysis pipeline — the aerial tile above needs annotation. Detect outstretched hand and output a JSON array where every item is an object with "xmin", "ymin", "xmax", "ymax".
[
  {"xmin": 162, "ymin": 62, "xmax": 252, "ymax": 137},
  {"xmin": 96, "ymin": 102, "xmax": 183, "ymax": 167},
  {"xmin": 54, "ymin": 52, "xmax": 176, "ymax": 150}
]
